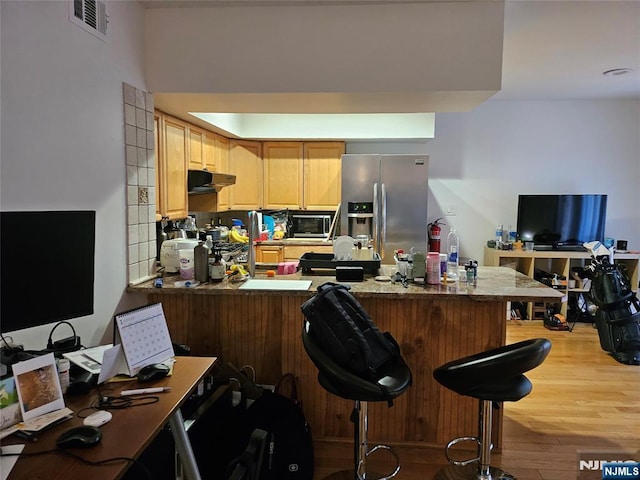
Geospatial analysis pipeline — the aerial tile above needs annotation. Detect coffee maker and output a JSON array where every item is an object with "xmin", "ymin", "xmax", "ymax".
[{"xmin": 347, "ymin": 202, "xmax": 373, "ymax": 240}]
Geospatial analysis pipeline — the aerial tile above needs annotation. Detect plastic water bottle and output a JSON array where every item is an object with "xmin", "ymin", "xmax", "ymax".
[
  {"xmin": 495, "ymin": 223, "xmax": 503, "ymax": 248},
  {"xmin": 447, "ymin": 227, "xmax": 460, "ymax": 281}
]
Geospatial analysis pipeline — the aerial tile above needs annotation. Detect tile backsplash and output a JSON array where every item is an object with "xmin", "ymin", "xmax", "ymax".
[{"xmin": 123, "ymin": 82, "xmax": 156, "ymax": 284}]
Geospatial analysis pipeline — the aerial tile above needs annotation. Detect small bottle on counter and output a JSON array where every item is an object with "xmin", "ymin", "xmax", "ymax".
[
  {"xmin": 204, "ymin": 234, "xmax": 214, "ymax": 253},
  {"xmin": 57, "ymin": 358, "xmax": 70, "ymax": 394},
  {"xmin": 209, "ymin": 253, "xmax": 226, "ymax": 282},
  {"xmin": 465, "ymin": 265, "xmax": 475, "ymax": 285},
  {"xmin": 194, "ymin": 241, "xmax": 209, "ymax": 282},
  {"xmin": 407, "ymin": 260, "xmax": 414, "ymax": 281},
  {"xmin": 439, "ymin": 253, "xmax": 447, "ymax": 277}
]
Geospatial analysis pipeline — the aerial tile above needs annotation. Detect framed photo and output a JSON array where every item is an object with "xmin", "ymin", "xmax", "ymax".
[
  {"xmin": 0, "ymin": 376, "xmax": 21, "ymax": 430},
  {"xmin": 12, "ymin": 353, "xmax": 65, "ymax": 422}
]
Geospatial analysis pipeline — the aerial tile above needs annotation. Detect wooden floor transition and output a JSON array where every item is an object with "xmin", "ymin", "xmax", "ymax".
[{"xmin": 312, "ymin": 320, "xmax": 640, "ymax": 480}]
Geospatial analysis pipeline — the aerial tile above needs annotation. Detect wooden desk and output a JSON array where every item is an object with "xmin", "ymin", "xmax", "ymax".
[{"xmin": 2, "ymin": 356, "xmax": 216, "ymax": 480}]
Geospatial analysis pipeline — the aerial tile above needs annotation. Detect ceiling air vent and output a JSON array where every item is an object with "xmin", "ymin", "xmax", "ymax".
[{"xmin": 69, "ymin": 0, "xmax": 108, "ymax": 42}]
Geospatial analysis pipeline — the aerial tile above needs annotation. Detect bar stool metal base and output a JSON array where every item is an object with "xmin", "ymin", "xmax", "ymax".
[
  {"xmin": 347, "ymin": 401, "xmax": 401, "ymax": 480},
  {"xmin": 434, "ymin": 464, "xmax": 516, "ymax": 480},
  {"xmin": 435, "ymin": 400, "xmax": 517, "ymax": 480},
  {"xmin": 321, "ymin": 469, "xmax": 387, "ymax": 480}
]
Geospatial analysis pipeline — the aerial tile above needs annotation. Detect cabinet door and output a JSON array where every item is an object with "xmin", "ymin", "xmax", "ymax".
[
  {"xmin": 188, "ymin": 126, "xmax": 204, "ymax": 170},
  {"xmin": 256, "ymin": 245, "xmax": 284, "ymax": 263},
  {"xmin": 303, "ymin": 142, "xmax": 344, "ymax": 210},
  {"xmin": 162, "ymin": 115, "xmax": 189, "ymax": 220},
  {"xmin": 284, "ymin": 244, "xmax": 333, "ymax": 261},
  {"xmin": 228, "ymin": 140, "xmax": 263, "ymax": 210},
  {"xmin": 216, "ymin": 135, "xmax": 231, "ymax": 210},
  {"xmin": 203, "ymin": 132, "xmax": 216, "ymax": 172},
  {"xmin": 154, "ymin": 113, "xmax": 163, "ymax": 221},
  {"xmin": 263, "ymin": 142, "xmax": 304, "ymax": 210}
]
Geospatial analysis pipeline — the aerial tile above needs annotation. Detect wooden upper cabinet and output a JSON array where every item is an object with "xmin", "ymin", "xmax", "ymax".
[
  {"xmin": 154, "ymin": 110, "xmax": 343, "ymax": 215},
  {"xmin": 261, "ymin": 141, "xmax": 344, "ymax": 210},
  {"xmin": 227, "ymin": 139, "xmax": 263, "ymax": 210},
  {"xmin": 160, "ymin": 114, "xmax": 188, "ymax": 220},
  {"xmin": 216, "ymin": 135, "xmax": 231, "ymax": 210},
  {"xmin": 215, "ymin": 135, "xmax": 229, "ymax": 172},
  {"xmin": 263, "ymin": 142, "xmax": 304, "ymax": 210},
  {"xmin": 154, "ymin": 113, "xmax": 163, "ymax": 221},
  {"xmin": 202, "ymin": 131, "xmax": 216, "ymax": 172},
  {"xmin": 303, "ymin": 142, "xmax": 344, "ymax": 210},
  {"xmin": 188, "ymin": 125, "xmax": 204, "ymax": 170}
]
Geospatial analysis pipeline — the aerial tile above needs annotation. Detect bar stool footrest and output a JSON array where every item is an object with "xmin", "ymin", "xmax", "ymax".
[
  {"xmin": 445, "ymin": 436, "xmax": 482, "ymax": 466},
  {"xmin": 357, "ymin": 444, "xmax": 400, "ymax": 480},
  {"xmin": 434, "ymin": 463, "xmax": 516, "ymax": 480}
]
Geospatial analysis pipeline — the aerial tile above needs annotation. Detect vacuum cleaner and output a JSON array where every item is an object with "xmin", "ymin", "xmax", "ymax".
[{"xmin": 584, "ymin": 242, "xmax": 640, "ymax": 365}]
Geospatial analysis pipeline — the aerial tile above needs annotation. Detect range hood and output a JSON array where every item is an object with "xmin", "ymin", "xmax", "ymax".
[{"xmin": 187, "ymin": 169, "xmax": 236, "ymax": 195}]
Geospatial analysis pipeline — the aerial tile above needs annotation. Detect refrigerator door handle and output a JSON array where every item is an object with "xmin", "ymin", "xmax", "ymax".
[
  {"xmin": 373, "ymin": 182, "xmax": 379, "ymax": 255},
  {"xmin": 380, "ymin": 183, "xmax": 387, "ymax": 259}
]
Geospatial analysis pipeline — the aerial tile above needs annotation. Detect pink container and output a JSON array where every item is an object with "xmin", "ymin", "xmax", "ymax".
[{"xmin": 426, "ymin": 252, "xmax": 441, "ymax": 285}]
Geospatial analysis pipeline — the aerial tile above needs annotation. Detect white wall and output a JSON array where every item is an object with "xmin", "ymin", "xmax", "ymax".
[
  {"xmin": 349, "ymin": 99, "xmax": 640, "ymax": 263},
  {"xmin": 146, "ymin": 2, "xmax": 503, "ymax": 95},
  {"xmin": 1, "ymin": 0, "xmax": 147, "ymax": 349}
]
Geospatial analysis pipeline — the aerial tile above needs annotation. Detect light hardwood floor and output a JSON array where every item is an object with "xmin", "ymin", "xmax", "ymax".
[{"xmin": 313, "ymin": 321, "xmax": 640, "ymax": 480}]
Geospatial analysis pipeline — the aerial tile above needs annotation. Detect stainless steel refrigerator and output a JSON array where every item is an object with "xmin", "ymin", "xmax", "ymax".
[{"xmin": 340, "ymin": 154, "xmax": 429, "ymax": 263}]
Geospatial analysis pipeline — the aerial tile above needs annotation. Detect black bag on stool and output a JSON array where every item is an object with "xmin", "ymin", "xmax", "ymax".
[{"xmin": 301, "ymin": 282, "xmax": 406, "ymax": 382}]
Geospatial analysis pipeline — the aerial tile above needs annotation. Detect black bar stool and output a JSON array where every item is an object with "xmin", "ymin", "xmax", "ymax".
[
  {"xmin": 433, "ymin": 338, "xmax": 552, "ymax": 480},
  {"xmin": 302, "ymin": 320, "xmax": 412, "ymax": 480}
]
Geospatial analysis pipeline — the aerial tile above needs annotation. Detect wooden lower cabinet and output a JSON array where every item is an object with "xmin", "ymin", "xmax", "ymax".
[
  {"xmin": 284, "ymin": 244, "xmax": 332, "ymax": 261},
  {"xmin": 148, "ymin": 292, "xmax": 506, "ymax": 451},
  {"xmin": 256, "ymin": 245, "xmax": 284, "ymax": 263},
  {"xmin": 256, "ymin": 244, "xmax": 333, "ymax": 263}
]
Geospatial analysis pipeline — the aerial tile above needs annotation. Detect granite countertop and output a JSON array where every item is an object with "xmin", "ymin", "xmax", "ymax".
[
  {"xmin": 258, "ymin": 238, "xmax": 333, "ymax": 246},
  {"xmin": 129, "ymin": 266, "xmax": 564, "ymax": 303}
]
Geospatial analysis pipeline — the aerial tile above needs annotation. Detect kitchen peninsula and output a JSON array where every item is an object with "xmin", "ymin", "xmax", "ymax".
[{"xmin": 129, "ymin": 267, "xmax": 562, "ymax": 453}]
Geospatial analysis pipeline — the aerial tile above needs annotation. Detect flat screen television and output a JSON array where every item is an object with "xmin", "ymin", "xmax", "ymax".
[
  {"xmin": 1, "ymin": 210, "xmax": 96, "ymax": 333},
  {"xmin": 516, "ymin": 194, "xmax": 607, "ymax": 250}
]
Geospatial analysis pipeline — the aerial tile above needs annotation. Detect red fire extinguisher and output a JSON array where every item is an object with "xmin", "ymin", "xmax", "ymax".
[{"xmin": 428, "ymin": 218, "xmax": 445, "ymax": 253}]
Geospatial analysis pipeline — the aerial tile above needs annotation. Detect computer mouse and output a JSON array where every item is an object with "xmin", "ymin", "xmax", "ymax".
[
  {"xmin": 56, "ymin": 425, "xmax": 102, "ymax": 448},
  {"xmin": 136, "ymin": 363, "xmax": 170, "ymax": 382}
]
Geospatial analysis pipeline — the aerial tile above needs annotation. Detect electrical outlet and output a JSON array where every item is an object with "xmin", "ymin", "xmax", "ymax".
[{"xmin": 445, "ymin": 204, "xmax": 457, "ymax": 216}]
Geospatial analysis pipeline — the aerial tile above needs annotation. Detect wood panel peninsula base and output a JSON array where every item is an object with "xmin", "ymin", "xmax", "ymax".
[{"xmin": 128, "ymin": 267, "xmax": 562, "ymax": 457}]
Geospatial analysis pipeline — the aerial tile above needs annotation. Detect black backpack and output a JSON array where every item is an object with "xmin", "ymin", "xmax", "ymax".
[
  {"xmin": 228, "ymin": 373, "xmax": 313, "ymax": 480},
  {"xmin": 301, "ymin": 282, "xmax": 408, "ymax": 390}
]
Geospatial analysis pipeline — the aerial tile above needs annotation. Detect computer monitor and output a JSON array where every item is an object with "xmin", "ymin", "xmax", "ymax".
[{"xmin": 1, "ymin": 210, "xmax": 96, "ymax": 333}]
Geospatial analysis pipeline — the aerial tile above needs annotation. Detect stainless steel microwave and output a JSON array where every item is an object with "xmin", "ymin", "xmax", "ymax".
[{"xmin": 291, "ymin": 214, "xmax": 332, "ymax": 238}]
